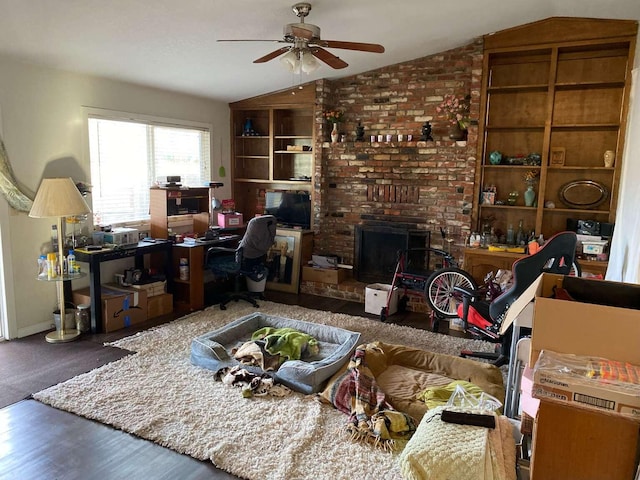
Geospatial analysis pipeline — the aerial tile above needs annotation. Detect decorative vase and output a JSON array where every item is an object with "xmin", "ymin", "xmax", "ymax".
[
  {"xmin": 524, "ymin": 184, "xmax": 536, "ymax": 207},
  {"xmin": 448, "ymin": 123, "xmax": 467, "ymax": 141},
  {"xmin": 331, "ymin": 123, "xmax": 339, "ymax": 144},
  {"xmin": 603, "ymin": 150, "xmax": 615, "ymax": 168}
]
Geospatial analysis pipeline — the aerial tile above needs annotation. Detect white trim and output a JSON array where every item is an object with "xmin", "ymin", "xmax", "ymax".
[
  {"xmin": 0, "ymin": 104, "xmax": 17, "ymax": 339},
  {"xmin": 82, "ymin": 106, "xmax": 213, "ymax": 132}
]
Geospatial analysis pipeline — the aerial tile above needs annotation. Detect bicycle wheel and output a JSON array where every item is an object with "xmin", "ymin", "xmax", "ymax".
[{"xmin": 424, "ymin": 267, "xmax": 477, "ymax": 318}]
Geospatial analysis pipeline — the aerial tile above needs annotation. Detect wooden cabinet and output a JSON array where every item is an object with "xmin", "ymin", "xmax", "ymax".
[
  {"xmin": 463, "ymin": 248, "xmax": 607, "ymax": 284},
  {"xmin": 149, "ymin": 187, "xmax": 210, "ymax": 239},
  {"xmin": 475, "ymin": 18, "xmax": 636, "ymax": 240},
  {"xmin": 171, "ymin": 237, "xmax": 240, "ymax": 312},
  {"xmin": 463, "ymin": 248, "xmax": 520, "ymax": 283},
  {"xmin": 230, "ymin": 84, "xmax": 316, "ymax": 224}
]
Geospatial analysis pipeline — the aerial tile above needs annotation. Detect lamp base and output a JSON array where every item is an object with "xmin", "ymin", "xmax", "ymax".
[{"xmin": 45, "ymin": 328, "xmax": 81, "ymax": 344}]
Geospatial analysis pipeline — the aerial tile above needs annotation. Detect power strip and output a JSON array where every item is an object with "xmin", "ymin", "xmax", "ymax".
[{"xmin": 441, "ymin": 407, "xmax": 496, "ymax": 429}]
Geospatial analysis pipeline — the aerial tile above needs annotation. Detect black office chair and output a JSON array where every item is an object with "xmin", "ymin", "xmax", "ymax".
[
  {"xmin": 456, "ymin": 231, "xmax": 578, "ymax": 366},
  {"xmin": 206, "ymin": 215, "xmax": 277, "ymax": 310}
]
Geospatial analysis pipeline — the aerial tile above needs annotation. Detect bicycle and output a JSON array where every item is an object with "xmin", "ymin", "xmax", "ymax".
[{"xmin": 381, "ymin": 245, "xmax": 477, "ymax": 329}]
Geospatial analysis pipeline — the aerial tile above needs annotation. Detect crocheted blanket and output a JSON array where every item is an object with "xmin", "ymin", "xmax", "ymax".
[{"xmin": 398, "ymin": 406, "xmax": 516, "ymax": 480}]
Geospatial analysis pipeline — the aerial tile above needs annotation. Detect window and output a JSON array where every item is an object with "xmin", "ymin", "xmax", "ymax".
[{"xmin": 87, "ymin": 112, "xmax": 211, "ymax": 225}]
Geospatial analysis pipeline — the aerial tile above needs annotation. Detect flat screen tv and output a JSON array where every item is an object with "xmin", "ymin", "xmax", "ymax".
[{"xmin": 265, "ymin": 191, "xmax": 311, "ymax": 229}]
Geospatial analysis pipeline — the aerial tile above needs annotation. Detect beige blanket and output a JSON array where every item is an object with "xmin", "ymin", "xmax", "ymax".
[{"xmin": 398, "ymin": 406, "xmax": 516, "ymax": 480}]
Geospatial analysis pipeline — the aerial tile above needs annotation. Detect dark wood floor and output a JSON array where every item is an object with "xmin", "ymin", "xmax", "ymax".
[{"xmin": 0, "ymin": 292, "xmax": 443, "ymax": 479}]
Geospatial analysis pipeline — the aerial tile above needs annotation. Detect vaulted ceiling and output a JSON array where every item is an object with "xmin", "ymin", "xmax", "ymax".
[{"xmin": 0, "ymin": 0, "xmax": 638, "ymax": 103}]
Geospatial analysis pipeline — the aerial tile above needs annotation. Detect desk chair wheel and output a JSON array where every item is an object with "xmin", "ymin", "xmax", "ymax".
[{"xmin": 424, "ymin": 267, "xmax": 477, "ymax": 318}]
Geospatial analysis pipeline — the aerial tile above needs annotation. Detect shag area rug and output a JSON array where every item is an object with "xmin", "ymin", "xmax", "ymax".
[{"xmin": 34, "ymin": 301, "xmax": 496, "ymax": 480}]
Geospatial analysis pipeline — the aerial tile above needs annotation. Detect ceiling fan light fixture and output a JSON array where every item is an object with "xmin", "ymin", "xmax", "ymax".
[
  {"xmin": 301, "ymin": 50, "xmax": 319, "ymax": 73},
  {"xmin": 280, "ymin": 49, "xmax": 300, "ymax": 72}
]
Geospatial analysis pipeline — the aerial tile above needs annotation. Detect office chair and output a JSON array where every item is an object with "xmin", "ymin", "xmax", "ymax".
[
  {"xmin": 456, "ymin": 231, "xmax": 578, "ymax": 367},
  {"xmin": 206, "ymin": 215, "xmax": 277, "ymax": 310}
]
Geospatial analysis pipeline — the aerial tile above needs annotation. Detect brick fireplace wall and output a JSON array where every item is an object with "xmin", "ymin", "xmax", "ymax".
[{"xmin": 311, "ymin": 39, "xmax": 483, "ymax": 266}]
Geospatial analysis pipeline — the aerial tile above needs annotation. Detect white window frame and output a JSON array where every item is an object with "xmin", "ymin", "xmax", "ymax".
[{"xmin": 84, "ymin": 107, "xmax": 212, "ymax": 226}]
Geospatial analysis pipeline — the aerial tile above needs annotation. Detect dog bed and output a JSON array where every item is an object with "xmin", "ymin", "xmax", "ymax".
[
  {"xmin": 318, "ymin": 341, "xmax": 505, "ymax": 423},
  {"xmin": 190, "ymin": 312, "xmax": 361, "ymax": 394}
]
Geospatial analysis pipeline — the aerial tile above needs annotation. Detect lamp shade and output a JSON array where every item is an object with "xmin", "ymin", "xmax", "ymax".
[
  {"xmin": 301, "ymin": 50, "xmax": 319, "ymax": 74},
  {"xmin": 280, "ymin": 49, "xmax": 299, "ymax": 73},
  {"xmin": 29, "ymin": 177, "xmax": 91, "ymax": 218}
]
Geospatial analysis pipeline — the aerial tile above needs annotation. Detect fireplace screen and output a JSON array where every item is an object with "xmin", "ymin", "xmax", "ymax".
[{"xmin": 354, "ymin": 225, "xmax": 430, "ymax": 284}]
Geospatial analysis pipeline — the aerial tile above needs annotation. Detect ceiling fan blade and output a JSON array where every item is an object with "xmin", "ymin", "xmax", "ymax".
[
  {"xmin": 317, "ymin": 40, "xmax": 385, "ymax": 53},
  {"xmin": 253, "ymin": 47, "xmax": 290, "ymax": 63},
  {"xmin": 217, "ymin": 39, "xmax": 285, "ymax": 43},
  {"xmin": 312, "ymin": 47, "xmax": 348, "ymax": 69}
]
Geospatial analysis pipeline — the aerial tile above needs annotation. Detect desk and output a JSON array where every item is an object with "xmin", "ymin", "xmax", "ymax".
[
  {"xmin": 172, "ymin": 235, "xmax": 240, "ymax": 312},
  {"xmin": 74, "ymin": 241, "xmax": 173, "ymax": 333}
]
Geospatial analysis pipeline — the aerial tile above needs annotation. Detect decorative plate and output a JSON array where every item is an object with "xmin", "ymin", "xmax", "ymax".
[{"xmin": 559, "ymin": 180, "xmax": 608, "ymax": 209}]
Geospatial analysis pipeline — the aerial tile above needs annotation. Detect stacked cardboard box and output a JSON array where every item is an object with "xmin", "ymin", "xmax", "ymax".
[
  {"xmin": 73, "ymin": 285, "xmax": 148, "ymax": 333},
  {"xmin": 130, "ymin": 280, "xmax": 173, "ymax": 319},
  {"xmin": 507, "ymin": 273, "xmax": 640, "ymax": 480}
]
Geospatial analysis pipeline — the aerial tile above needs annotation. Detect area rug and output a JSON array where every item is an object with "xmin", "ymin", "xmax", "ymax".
[{"xmin": 34, "ymin": 301, "xmax": 496, "ymax": 480}]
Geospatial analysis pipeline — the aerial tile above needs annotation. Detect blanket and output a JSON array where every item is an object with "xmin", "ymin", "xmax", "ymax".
[
  {"xmin": 320, "ymin": 343, "xmax": 416, "ymax": 450},
  {"xmin": 398, "ymin": 406, "xmax": 516, "ymax": 480},
  {"xmin": 251, "ymin": 327, "xmax": 319, "ymax": 360}
]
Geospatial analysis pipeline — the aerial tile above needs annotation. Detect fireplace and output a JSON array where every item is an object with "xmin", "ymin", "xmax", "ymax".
[{"xmin": 354, "ymin": 224, "xmax": 431, "ymax": 284}]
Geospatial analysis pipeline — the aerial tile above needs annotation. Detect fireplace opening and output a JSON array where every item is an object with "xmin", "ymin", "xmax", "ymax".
[{"xmin": 354, "ymin": 224, "xmax": 431, "ymax": 284}]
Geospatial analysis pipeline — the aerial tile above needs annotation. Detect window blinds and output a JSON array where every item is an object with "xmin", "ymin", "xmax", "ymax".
[{"xmin": 88, "ymin": 116, "xmax": 210, "ymax": 225}]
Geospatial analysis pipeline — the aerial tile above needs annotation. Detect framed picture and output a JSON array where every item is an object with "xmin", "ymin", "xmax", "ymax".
[
  {"xmin": 550, "ymin": 147, "xmax": 566, "ymax": 166},
  {"xmin": 265, "ymin": 229, "xmax": 303, "ymax": 293}
]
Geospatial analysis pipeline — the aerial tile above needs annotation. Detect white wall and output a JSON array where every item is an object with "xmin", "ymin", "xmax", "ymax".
[{"xmin": 0, "ymin": 54, "xmax": 230, "ymax": 338}]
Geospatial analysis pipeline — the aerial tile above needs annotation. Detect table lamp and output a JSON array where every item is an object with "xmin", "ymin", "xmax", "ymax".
[{"xmin": 29, "ymin": 177, "xmax": 91, "ymax": 343}]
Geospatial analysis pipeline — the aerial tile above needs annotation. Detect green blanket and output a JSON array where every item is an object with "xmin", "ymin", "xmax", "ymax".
[{"xmin": 252, "ymin": 327, "xmax": 319, "ymax": 361}]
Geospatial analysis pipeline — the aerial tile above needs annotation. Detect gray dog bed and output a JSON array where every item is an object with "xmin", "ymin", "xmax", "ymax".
[{"xmin": 190, "ymin": 312, "xmax": 361, "ymax": 394}]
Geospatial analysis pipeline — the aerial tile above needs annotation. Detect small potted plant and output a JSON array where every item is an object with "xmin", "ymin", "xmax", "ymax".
[
  {"xmin": 523, "ymin": 170, "xmax": 539, "ymax": 206},
  {"xmin": 323, "ymin": 109, "xmax": 345, "ymax": 143}
]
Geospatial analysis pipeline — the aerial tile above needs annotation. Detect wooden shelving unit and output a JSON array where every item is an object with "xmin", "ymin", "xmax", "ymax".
[
  {"xmin": 229, "ymin": 84, "xmax": 317, "ymax": 223},
  {"xmin": 472, "ymin": 18, "xmax": 637, "ymax": 277},
  {"xmin": 149, "ymin": 187, "xmax": 210, "ymax": 240}
]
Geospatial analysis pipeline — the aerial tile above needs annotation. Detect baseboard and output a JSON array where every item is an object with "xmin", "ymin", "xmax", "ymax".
[{"xmin": 17, "ymin": 320, "xmax": 54, "ymax": 339}]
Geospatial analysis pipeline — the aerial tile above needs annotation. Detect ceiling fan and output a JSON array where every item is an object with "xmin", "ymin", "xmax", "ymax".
[{"xmin": 218, "ymin": 2, "xmax": 385, "ymax": 72}]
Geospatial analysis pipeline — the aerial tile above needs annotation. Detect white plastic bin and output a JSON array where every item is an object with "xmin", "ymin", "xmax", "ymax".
[{"xmin": 365, "ymin": 283, "xmax": 398, "ymax": 316}]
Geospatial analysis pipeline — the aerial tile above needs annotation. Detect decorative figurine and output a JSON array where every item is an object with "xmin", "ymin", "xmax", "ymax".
[
  {"xmin": 355, "ymin": 122, "xmax": 365, "ymax": 142},
  {"xmin": 243, "ymin": 118, "xmax": 257, "ymax": 136},
  {"xmin": 420, "ymin": 122, "xmax": 433, "ymax": 141}
]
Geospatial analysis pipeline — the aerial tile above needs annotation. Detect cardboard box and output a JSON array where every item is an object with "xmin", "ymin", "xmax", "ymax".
[
  {"xmin": 530, "ymin": 401, "xmax": 639, "ymax": 480},
  {"xmin": 131, "ymin": 280, "xmax": 167, "ymax": 297},
  {"xmin": 533, "ymin": 350, "xmax": 640, "ymax": 419},
  {"xmin": 147, "ymin": 293, "xmax": 173, "ymax": 319},
  {"xmin": 302, "ymin": 266, "xmax": 348, "ymax": 284},
  {"xmin": 217, "ymin": 212, "xmax": 243, "ymax": 228},
  {"xmin": 507, "ymin": 274, "xmax": 640, "ymax": 479},
  {"xmin": 72, "ymin": 285, "xmax": 147, "ymax": 333},
  {"xmin": 365, "ymin": 283, "xmax": 398, "ymax": 316},
  {"xmin": 520, "ymin": 365, "xmax": 540, "ymax": 418},
  {"xmin": 497, "ymin": 273, "xmax": 640, "ymax": 366}
]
